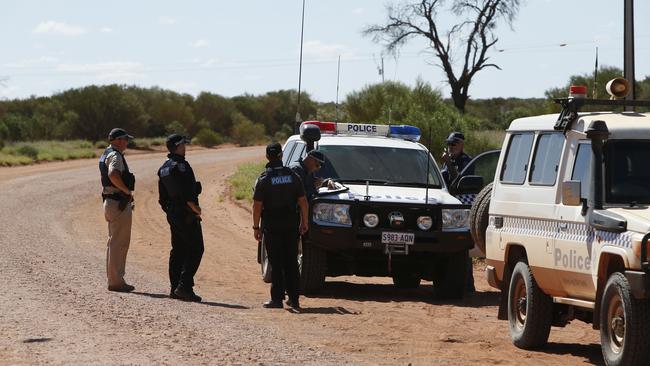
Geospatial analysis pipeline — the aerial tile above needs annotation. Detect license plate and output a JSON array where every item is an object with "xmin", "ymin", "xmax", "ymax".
[{"xmin": 381, "ymin": 232, "xmax": 415, "ymax": 245}]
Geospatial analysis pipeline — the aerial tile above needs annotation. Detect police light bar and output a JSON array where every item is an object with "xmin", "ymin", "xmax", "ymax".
[{"xmin": 300, "ymin": 121, "xmax": 421, "ymax": 142}]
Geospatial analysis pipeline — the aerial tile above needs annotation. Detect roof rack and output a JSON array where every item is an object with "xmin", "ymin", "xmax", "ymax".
[{"xmin": 553, "ymin": 98, "xmax": 650, "ymax": 133}]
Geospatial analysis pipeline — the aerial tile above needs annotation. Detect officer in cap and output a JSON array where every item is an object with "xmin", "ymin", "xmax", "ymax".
[
  {"xmin": 441, "ymin": 131, "xmax": 475, "ymax": 292},
  {"xmin": 440, "ymin": 132, "xmax": 473, "ymax": 186},
  {"xmin": 289, "ymin": 149, "xmax": 331, "ymax": 201},
  {"xmin": 157, "ymin": 134, "xmax": 204, "ymax": 302},
  {"xmin": 99, "ymin": 128, "xmax": 136, "ymax": 292},
  {"xmin": 253, "ymin": 142, "xmax": 309, "ymax": 309}
]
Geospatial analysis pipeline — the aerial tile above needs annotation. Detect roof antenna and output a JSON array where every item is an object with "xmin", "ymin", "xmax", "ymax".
[
  {"xmin": 295, "ymin": 0, "xmax": 306, "ymax": 133},
  {"xmin": 335, "ymin": 55, "xmax": 341, "ymax": 122},
  {"xmin": 593, "ymin": 47, "xmax": 599, "ymax": 99}
]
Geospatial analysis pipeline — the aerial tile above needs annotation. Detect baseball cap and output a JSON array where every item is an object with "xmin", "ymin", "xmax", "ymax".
[
  {"xmin": 446, "ymin": 132, "xmax": 465, "ymax": 144},
  {"xmin": 108, "ymin": 128, "xmax": 134, "ymax": 141},
  {"xmin": 306, "ymin": 150, "xmax": 325, "ymax": 164},
  {"xmin": 266, "ymin": 142, "xmax": 282, "ymax": 158},
  {"xmin": 166, "ymin": 134, "xmax": 191, "ymax": 151}
]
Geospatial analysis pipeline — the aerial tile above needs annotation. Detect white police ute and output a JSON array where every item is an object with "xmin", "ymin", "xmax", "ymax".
[{"xmin": 257, "ymin": 121, "xmax": 492, "ymax": 298}]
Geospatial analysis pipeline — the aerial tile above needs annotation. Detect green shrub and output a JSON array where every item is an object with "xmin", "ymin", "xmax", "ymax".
[
  {"xmin": 17, "ymin": 144, "xmax": 39, "ymax": 159},
  {"xmin": 231, "ymin": 113, "xmax": 267, "ymax": 147},
  {"xmin": 95, "ymin": 141, "xmax": 107, "ymax": 149},
  {"xmin": 194, "ymin": 128, "xmax": 223, "ymax": 147},
  {"xmin": 0, "ymin": 152, "xmax": 33, "ymax": 166},
  {"xmin": 229, "ymin": 161, "xmax": 266, "ymax": 202}
]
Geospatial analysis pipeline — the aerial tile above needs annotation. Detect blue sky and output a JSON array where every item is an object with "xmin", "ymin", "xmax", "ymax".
[{"xmin": 1, "ymin": 0, "xmax": 648, "ymax": 102}]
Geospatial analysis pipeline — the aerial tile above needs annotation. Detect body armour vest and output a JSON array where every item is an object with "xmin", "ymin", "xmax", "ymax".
[{"xmin": 99, "ymin": 146, "xmax": 135, "ymax": 190}]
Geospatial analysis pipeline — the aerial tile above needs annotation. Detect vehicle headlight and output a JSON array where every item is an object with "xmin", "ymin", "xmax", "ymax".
[
  {"xmin": 363, "ymin": 213, "xmax": 379, "ymax": 228},
  {"xmin": 313, "ymin": 203, "xmax": 352, "ymax": 227},
  {"xmin": 441, "ymin": 209, "xmax": 470, "ymax": 231},
  {"xmin": 417, "ymin": 216, "xmax": 433, "ymax": 231}
]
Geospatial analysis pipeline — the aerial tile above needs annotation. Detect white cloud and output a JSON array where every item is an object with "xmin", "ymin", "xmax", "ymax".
[
  {"xmin": 190, "ymin": 39, "xmax": 210, "ymax": 48},
  {"xmin": 100, "ymin": 27, "xmax": 113, "ymax": 33},
  {"xmin": 159, "ymin": 16, "xmax": 178, "ymax": 25},
  {"xmin": 303, "ymin": 40, "xmax": 353, "ymax": 60},
  {"xmin": 33, "ymin": 21, "xmax": 86, "ymax": 36},
  {"xmin": 200, "ymin": 58, "xmax": 221, "ymax": 67},
  {"xmin": 56, "ymin": 62, "xmax": 145, "ymax": 80},
  {"xmin": 4, "ymin": 56, "xmax": 59, "ymax": 68}
]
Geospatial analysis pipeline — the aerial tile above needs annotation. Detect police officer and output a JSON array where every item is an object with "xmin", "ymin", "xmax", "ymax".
[
  {"xmin": 158, "ymin": 134, "xmax": 204, "ymax": 302},
  {"xmin": 253, "ymin": 142, "xmax": 309, "ymax": 309},
  {"xmin": 440, "ymin": 131, "xmax": 475, "ymax": 293},
  {"xmin": 290, "ymin": 149, "xmax": 329, "ymax": 201},
  {"xmin": 440, "ymin": 132, "xmax": 473, "ymax": 185},
  {"xmin": 99, "ymin": 128, "xmax": 136, "ymax": 293}
]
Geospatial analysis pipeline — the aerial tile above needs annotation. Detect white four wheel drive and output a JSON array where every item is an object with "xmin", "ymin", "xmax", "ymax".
[{"xmin": 478, "ymin": 85, "xmax": 650, "ymax": 366}]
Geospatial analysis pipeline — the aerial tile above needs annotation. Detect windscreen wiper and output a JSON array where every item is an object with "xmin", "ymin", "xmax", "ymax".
[
  {"xmin": 388, "ymin": 181, "xmax": 441, "ymax": 188},
  {"xmin": 338, "ymin": 179, "xmax": 389, "ymax": 185}
]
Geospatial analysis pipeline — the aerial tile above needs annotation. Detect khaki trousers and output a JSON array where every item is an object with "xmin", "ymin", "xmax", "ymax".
[{"xmin": 103, "ymin": 198, "xmax": 132, "ymax": 287}]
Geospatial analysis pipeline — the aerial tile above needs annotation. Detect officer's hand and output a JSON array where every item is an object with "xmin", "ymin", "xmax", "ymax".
[
  {"xmin": 326, "ymin": 179, "xmax": 336, "ymax": 190},
  {"xmin": 441, "ymin": 151, "xmax": 451, "ymax": 164},
  {"xmin": 314, "ymin": 177, "xmax": 324, "ymax": 188},
  {"xmin": 254, "ymin": 228, "xmax": 262, "ymax": 241},
  {"xmin": 299, "ymin": 222, "xmax": 308, "ymax": 235}
]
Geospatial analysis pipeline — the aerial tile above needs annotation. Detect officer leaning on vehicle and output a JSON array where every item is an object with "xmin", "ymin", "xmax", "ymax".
[
  {"xmin": 157, "ymin": 134, "xmax": 205, "ymax": 302},
  {"xmin": 99, "ymin": 128, "xmax": 136, "ymax": 293},
  {"xmin": 289, "ymin": 149, "xmax": 333, "ymax": 200},
  {"xmin": 253, "ymin": 142, "xmax": 309, "ymax": 309},
  {"xmin": 440, "ymin": 131, "xmax": 475, "ymax": 293}
]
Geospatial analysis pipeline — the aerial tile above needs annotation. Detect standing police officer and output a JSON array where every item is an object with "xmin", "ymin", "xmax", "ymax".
[
  {"xmin": 253, "ymin": 143, "xmax": 309, "ymax": 309},
  {"xmin": 99, "ymin": 128, "xmax": 136, "ymax": 293},
  {"xmin": 440, "ymin": 131, "xmax": 475, "ymax": 293},
  {"xmin": 158, "ymin": 134, "xmax": 204, "ymax": 302}
]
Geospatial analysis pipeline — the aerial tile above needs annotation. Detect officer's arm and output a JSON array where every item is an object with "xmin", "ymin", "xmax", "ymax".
[
  {"xmin": 297, "ymin": 196, "xmax": 309, "ymax": 234},
  {"xmin": 187, "ymin": 201, "xmax": 201, "ymax": 216},
  {"xmin": 253, "ymin": 200, "xmax": 263, "ymax": 228},
  {"xmin": 108, "ymin": 170, "xmax": 130, "ymax": 195}
]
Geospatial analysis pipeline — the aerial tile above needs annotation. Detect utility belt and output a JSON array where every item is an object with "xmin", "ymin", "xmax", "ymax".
[{"xmin": 102, "ymin": 192, "xmax": 131, "ymax": 211}]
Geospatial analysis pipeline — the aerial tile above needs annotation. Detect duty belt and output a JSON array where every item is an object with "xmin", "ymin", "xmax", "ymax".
[{"xmin": 102, "ymin": 192, "xmax": 124, "ymax": 201}]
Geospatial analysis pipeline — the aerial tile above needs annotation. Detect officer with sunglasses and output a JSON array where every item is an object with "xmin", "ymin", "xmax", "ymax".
[{"xmin": 289, "ymin": 149, "xmax": 328, "ymax": 201}]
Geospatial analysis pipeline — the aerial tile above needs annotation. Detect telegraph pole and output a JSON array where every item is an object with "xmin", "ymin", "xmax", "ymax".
[
  {"xmin": 624, "ymin": 0, "xmax": 635, "ymax": 109},
  {"xmin": 295, "ymin": 0, "xmax": 306, "ymax": 132}
]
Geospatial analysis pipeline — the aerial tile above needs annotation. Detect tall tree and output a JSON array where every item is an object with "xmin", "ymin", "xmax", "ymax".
[{"xmin": 365, "ymin": 0, "xmax": 521, "ymax": 113}]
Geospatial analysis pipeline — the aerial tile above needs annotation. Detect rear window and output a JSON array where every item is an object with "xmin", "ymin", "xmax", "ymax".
[{"xmin": 500, "ymin": 133, "xmax": 534, "ymax": 184}]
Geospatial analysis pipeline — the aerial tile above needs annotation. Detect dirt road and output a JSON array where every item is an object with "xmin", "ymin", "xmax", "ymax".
[{"xmin": 0, "ymin": 147, "xmax": 602, "ymax": 365}]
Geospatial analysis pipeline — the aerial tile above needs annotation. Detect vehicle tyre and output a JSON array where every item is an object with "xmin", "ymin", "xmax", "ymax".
[
  {"xmin": 432, "ymin": 251, "xmax": 467, "ymax": 299},
  {"xmin": 599, "ymin": 272, "xmax": 650, "ymax": 366},
  {"xmin": 392, "ymin": 270, "xmax": 421, "ymax": 289},
  {"xmin": 260, "ymin": 233, "xmax": 272, "ymax": 283},
  {"xmin": 508, "ymin": 261, "xmax": 552, "ymax": 349},
  {"xmin": 469, "ymin": 182, "xmax": 492, "ymax": 255},
  {"xmin": 300, "ymin": 240, "xmax": 327, "ymax": 294}
]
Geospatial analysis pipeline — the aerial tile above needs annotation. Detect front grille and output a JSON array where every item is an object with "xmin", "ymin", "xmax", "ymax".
[{"xmin": 357, "ymin": 204, "xmax": 437, "ymax": 231}]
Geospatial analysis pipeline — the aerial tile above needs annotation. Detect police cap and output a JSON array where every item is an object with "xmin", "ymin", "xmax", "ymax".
[
  {"xmin": 446, "ymin": 132, "xmax": 465, "ymax": 144},
  {"xmin": 306, "ymin": 149, "xmax": 325, "ymax": 164},
  {"xmin": 266, "ymin": 142, "xmax": 282, "ymax": 159},
  {"xmin": 108, "ymin": 128, "xmax": 134, "ymax": 141},
  {"xmin": 166, "ymin": 134, "xmax": 191, "ymax": 151}
]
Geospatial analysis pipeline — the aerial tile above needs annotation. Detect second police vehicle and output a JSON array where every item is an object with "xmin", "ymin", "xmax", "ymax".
[{"xmin": 257, "ymin": 120, "xmax": 495, "ymax": 298}]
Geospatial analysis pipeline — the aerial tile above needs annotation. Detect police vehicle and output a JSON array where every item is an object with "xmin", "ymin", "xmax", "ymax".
[
  {"xmin": 257, "ymin": 120, "xmax": 493, "ymax": 298},
  {"xmin": 476, "ymin": 79, "xmax": 650, "ymax": 365}
]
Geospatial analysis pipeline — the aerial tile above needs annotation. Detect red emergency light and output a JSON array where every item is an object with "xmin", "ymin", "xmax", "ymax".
[
  {"xmin": 301, "ymin": 121, "xmax": 337, "ymax": 133},
  {"xmin": 569, "ymin": 85, "xmax": 587, "ymax": 98}
]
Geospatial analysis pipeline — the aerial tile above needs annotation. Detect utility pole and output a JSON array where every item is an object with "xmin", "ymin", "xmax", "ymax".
[
  {"xmin": 295, "ymin": 0, "xmax": 306, "ymax": 132},
  {"xmin": 624, "ymin": 0, "xmax": 635, "ymax": 109}
]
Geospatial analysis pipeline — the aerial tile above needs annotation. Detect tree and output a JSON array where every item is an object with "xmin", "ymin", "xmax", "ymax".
[{"xmin": 365, "ymin": 0, "xmax": 521, "ymax": 113}]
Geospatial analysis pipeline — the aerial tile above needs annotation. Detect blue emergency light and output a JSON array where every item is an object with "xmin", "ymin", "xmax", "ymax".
[{"xmin": 389, "ymin": 125, "xmax": 421, "ymax": 142}]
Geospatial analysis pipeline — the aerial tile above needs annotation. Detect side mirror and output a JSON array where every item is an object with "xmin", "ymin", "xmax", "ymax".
[
  {"xmin": 455, "ymin": 175, "xmax": 484, "ymax": 194},
  {"xmin": 562, "ymin": 180, "xmax": 582, "ymax": 206}
]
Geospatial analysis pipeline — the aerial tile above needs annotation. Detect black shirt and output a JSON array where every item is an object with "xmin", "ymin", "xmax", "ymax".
[
  {"xmin": 289, "ymin": 160, "xmax": 317, "ymax": 200},
  {"xmin": 441, "ymin": 152, "xmax": 473, "ymax": 185},
  {"xmin": 158, "ymin": 153, "xmax": 200, "ymax": 211},
  {"xmin": 253, "ymin": 160, "xmax": 305, "ymax": 230}
]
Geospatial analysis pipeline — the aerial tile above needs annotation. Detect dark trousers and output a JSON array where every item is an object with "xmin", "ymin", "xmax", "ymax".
[
  {"xmin": 167, "ymin": 212, "xmax": 204, "ymax": 291},
  {"xmin": 266, "ymin": 229, "xmax": 299, "ymax": 302}
]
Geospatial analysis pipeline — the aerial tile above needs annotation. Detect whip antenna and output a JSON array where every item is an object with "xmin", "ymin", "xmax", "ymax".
[
  {"xmin": 295, "ymin": 0, "xmax": 306, "ymax": 132},
  {"xmin": 335, "ymin": 55, "xmax": 341, "ymax": 122}
]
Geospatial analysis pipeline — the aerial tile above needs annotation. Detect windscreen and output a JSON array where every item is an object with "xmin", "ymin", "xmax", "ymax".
[
  {"xmin": 605, "ymin": 140, "xmax": 650, "ymax": 204},
  {"xmin": 316, "ymin": 145, "xmax": 442, "ymax": 187}
]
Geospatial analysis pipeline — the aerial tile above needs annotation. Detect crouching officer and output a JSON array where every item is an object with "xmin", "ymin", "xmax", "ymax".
[
  {"xmin": 158, "ymin": 134, "xmax": 204, "ymax": 302},
  {"xmin": 100, "ymin": 128, "xmax": 136, "ymax": 293},
  {"xmin": 253, "ymin": 142, "xmax": 309, "ymax": 309}
]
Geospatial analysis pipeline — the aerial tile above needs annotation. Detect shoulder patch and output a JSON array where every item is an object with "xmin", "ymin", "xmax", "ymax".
[{"xmin": 177, "ymin": 162, "xmax": 186, "ymax": 172}]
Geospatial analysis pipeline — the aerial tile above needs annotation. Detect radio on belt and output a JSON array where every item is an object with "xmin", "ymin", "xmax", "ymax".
[{"xmin": 300, "ymin": 121, "xmax": 420, "ymax": 142}]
